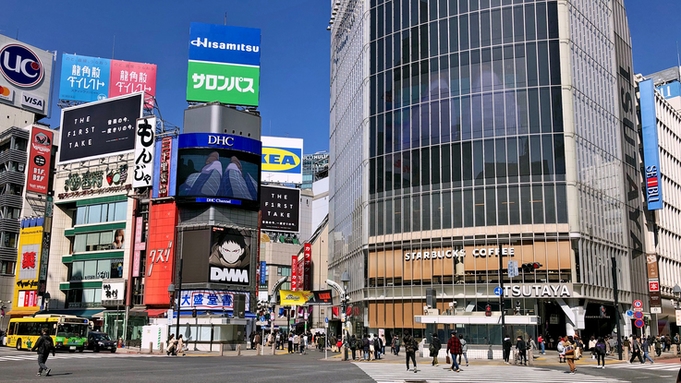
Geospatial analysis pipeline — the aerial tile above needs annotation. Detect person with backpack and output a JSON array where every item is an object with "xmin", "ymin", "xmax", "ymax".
[
  {"xmin": 595, "ymin": 336, "xmax": 606, "ymax": 368},
  {"xmin": 31, "ymin": 328, "xmax": 55, "ymax": 377},
  {"xmin": 516, "ymin": 336, "xmax": 527, "ymax": 365},
  {"xmin": 362, "ymin": 334, "xmax": 371, "ymax": 361},
  {"xmin": 349, "ymin": 335, "xmax": 358, "ymax": 360},
  {"xmin": 375, "ymin": 335, "xmax": 383, "ymax": 359},
  {"xmin": 429, "ymin": 333, "xmax": 442, "ymax": 366},
  {"xmin": 403, "ymin": 331, "xmax": 418, "ymax": 372}
]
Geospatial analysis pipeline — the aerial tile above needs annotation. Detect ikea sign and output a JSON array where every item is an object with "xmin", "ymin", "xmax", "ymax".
[{"xmin": 261, "ymin": 137, "xmax": 303, "ymax": 184}]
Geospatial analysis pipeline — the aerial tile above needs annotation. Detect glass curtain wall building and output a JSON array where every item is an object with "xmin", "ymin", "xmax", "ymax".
[{"xmin": 329, "ymin": 0, "xmax": 647, "ymax": 344}]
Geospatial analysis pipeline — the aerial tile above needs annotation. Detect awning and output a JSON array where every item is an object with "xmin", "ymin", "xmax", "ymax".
[
  {"xmin": 8, "ymin": 309, "xmax": 40, "ymax": 318},
  {"xmin": 147, "ymin": 309, "xmax": 168, "ymax": 318}
]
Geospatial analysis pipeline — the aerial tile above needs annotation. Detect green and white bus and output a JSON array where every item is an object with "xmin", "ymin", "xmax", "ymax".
[{"xmin": 6, "ymin": 314, "xmax": 90, "ymax": 352}]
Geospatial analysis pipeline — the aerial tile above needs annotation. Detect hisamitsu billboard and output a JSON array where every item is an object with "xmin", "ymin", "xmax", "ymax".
[{"xmin": 188, "ymin": 23, "xmax": 261, "ymax": 66}]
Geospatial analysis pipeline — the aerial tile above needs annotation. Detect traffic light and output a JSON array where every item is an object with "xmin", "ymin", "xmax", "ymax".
[
  {"xmin": 485, "ymin": 304, "xmax": 492, "ymax": 317},
  {"xmin": 192, "ymin": 308, "xmax": 197, "ymax": 318},
  {"xmin": 522, "ymin": 262, "xmax": 542, "ymax": 273}
]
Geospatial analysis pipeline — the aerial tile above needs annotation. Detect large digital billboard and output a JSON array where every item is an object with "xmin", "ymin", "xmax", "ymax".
[
  {"xmin": 58, "ymin": 92, "xmax": 143, "ymax": 163},
  {"xmin": 640, "ymin": 79, "xmax": 663, "ymax": 210},
  {"xmin": 143, "ymin": 201, "xmax": 178, "ymax": 306},
  {"xmin": 186, "ymin": 23, "xmax": 261, "ymax": 106},
  {"xmin": 59, "ymin": 53, "xmax": 157, "ymax": 107},
  {"xmin": 13, "ymin": 226, "xmax": 43, "ymax": 311},
  {"xmin": 179, "ymin": 227, "xmax": 255, "ymax": 290},
  {"xmin": 261, "ymin": 136, "xmax": 303, "ymax": 184},
  {"xmin": 0, "ymin": 35, "xmax": 53, "ymax": 115},
  {"xmin": 26, "ymin": 126, "xmax": 53, "ymax": 194},
  {"xmin": 260, "ymin": 185, "xmax": 300, "ymax": 232},
  {"xmin": 176, "ymin": 133, "xmax": 261, "ymax": 208}
]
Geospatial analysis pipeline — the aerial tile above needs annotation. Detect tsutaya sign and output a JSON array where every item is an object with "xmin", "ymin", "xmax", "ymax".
[
  {"xmin": 404, "ymin": 247, "xmax": 515, "ymax": 260},
  {"xmin": 503, "ymin": 284, "xmax": 572, "ymax": 298}
]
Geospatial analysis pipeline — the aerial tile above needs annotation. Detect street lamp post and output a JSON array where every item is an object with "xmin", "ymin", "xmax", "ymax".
[{"xmin": 341, "ymin": 271, "xmax": 350, "ymax": 362}]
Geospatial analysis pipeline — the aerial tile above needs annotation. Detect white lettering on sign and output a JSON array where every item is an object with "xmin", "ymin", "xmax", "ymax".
[
  {"xmin": 503, "ymin": 284, "xmax": 571, "ymax": 298},
  {"xmin": 147, "ymin": 241, "xmax": 172, "ymax": 277},
  {"xmin": 207, "ymin": 135, "xmax": 235, "ymax": 147},
  {"xmin": 210, "ymin": 266, "xmax": 249, "ymax": 283},
  {"xmin": 403, "ymin": 247, "xmax": 515, "ymax": 261}
]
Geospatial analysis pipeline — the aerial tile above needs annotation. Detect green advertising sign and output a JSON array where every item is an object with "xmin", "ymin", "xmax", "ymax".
[{"xmin": 186, "ymin": 61, "xmax": 260, "ymax": 106}]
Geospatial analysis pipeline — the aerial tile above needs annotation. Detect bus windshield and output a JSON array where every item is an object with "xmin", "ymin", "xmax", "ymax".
[{"xmin": 56, "ymin": 323, "xmax": 87, "ymax": 338}]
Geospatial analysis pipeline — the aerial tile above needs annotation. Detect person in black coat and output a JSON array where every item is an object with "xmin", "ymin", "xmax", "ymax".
[
  {"xmin": 31, "ymin": 328, "xmax": 55, "ymax": 376},
  {"xmin": 430, "ymin": 333, "xmax": 442, "ymax": 366},
  {"xmin": 516, "ymin": 336, "xmax": 527, "ymax": 365},
  {"xmin": 503, "ymin": 335, "xmax": 512, "ymax": 364}
]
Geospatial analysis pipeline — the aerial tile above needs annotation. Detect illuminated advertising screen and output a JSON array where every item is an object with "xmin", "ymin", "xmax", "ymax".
[
  {"xmin": 26, "ymin": 126, "xmax": 53, "ymax": 194},
  {"xmin": 58, "ymin": 92, "xmax": 143, "ymax": 163},
  {"xmin": 176, "ymin": 133, "xmax": 261, "ymax": 208},
  {"xmin": 143, "ymin": 201, "xmax": 178, "ymax": 306},
  {"xmin": 260, "ymin": 185, "xmax": 300, "ymax": 232}
]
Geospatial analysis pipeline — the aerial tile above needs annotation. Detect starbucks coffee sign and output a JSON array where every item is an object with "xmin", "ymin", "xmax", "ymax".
[{"xmin": 404, "ymin": 247, "xmax": 515, "ymax": 261}]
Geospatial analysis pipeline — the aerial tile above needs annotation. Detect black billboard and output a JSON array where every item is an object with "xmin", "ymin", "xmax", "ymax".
[
  {"xmin": 59, "ymin": 92, "xmax": 143, "ymax": 163},
  {"xmin": 208, "ymin": 227, "xmax": 252, "ymax": 287},
  {"xmin": 260, "ymin": 185, "xmax": 300, "ymax": 232}
]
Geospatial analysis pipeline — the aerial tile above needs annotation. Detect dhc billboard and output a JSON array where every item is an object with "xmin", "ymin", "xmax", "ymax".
[{"xmin": 639, "ymin": 79, "xmax": 663, "ymax": 210}]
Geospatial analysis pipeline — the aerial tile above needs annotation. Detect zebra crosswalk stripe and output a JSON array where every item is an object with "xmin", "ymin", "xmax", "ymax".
[
  {"xmin": 353, "ymin": 363, "xmax": 631, "ymax": 383},
  {"xmin": 596, "ymin": 362, "xmax": 680, "ymax": 372}
]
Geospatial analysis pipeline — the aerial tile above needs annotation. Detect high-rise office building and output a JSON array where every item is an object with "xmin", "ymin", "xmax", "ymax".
[{"xmin": 328, "ymin": 0, "xmax": 648, "ymax": 342}]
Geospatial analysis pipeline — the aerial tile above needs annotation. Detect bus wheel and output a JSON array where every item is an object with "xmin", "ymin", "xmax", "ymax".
[{"xmin": 15, "ymin": 339, "xmax": 21, "ymax": 351}]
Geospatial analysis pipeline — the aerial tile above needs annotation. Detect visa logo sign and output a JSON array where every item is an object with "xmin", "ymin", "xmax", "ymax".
[
  {"xmin": 262, "ymin": 147, "xmax": 301, "ymax": 172},
  {"xmin": 21, "ymin": 92, "xmax": 44, "ymax": 111}
]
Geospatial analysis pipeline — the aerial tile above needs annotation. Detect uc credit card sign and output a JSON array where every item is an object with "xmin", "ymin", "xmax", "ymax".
[
  {"xmin": 186, "ymin": 23, "xmax": 261, "ymax": 107},
  {"xmin": 261, "ymin": 136, "xmax": 303, "ymax": 184}
]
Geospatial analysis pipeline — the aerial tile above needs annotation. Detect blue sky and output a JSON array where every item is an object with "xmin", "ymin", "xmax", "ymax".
[{"xmin": 1, "ymin": 0, "xmax": 679, "ymax": 154}]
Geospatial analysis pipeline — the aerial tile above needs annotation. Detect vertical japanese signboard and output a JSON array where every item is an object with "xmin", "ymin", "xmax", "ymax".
[
  {"xmin": 13, "ymin": 226, "xmax": 43, "ymax": 311},
  {"xmin": 158, "ymin": 137, "xmax": 172, "ymax": 198},
  {"xmin": 186, "ymin": 23, "xmax": 261, "ymax": 106},
  {"xmin": 303, "ymin": 243, "xmax": 312, "ymax": 291},
  {"xmin": 143, "ymin": 202, "xmax": 177, "ymax": 306},
  {"xmin": 260, "ymin": 261, "xmax": 267, "ymax": 285},
  {"xmin": 639, "ymin": 79, "xmax": 663, "ymax": 210},
  {"xmin": 291, "ymin": 255, "xmax": 298, "ymax": 291},
  {"xmin": 26, "ymin": 126, "xmax": 53, "ymax": 194},
  {"xmin": 134, "ymin": 117, "xmax": 155, "ymax": 188}
]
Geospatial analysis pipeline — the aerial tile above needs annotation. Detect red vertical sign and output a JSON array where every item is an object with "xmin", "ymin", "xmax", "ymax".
[
  {"xmin": 143, "ymin": 202, "xmax": 177, "ymax": 306},
  {"xmin": 132, "ymin": 217, "xmax": 145, "ymax": 277},
  {"xmin": 291, "ymin": 255, "xmax": 298, "ymax": 291},
  {"xmin": 298, "ymin": 256, "xmax": 304, "ymax": 291},
  {"xmin": 303, "ymin": 243, "xmax": 312, "ymax": 291},
  {"xmin": 26, "ymin": 126, "xmax": 53, "ymax": 194},
  {"xmin": 158, "ymin": 137, "xmax": 172, "ymax": 198}
]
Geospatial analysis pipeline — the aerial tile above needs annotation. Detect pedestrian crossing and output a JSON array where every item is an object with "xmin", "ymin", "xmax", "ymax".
[
  {"xmin": 593, "ymin": 361, "xmax": 681, "ymax": 372},
  {"xmin": 354, "ymin": 363, "xmax": 631, "ymax": 383},
  {"xmin": 0, "ymin": 352, "xmax": 161, "ymax": 363}
]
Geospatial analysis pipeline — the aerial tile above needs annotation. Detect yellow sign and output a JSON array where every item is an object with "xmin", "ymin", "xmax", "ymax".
[
  {"xmin": 279, "ymin": 290, "xmax": 313, "ymax": 306},
  {"xmin": 13, "ymin": 226, "xmax": 44, "ymax": 312}
]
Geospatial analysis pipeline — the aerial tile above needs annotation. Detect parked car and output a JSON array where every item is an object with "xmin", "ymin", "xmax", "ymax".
[{"xmin": 86, "ymin": 332, "xmax": 117, "ymax": 353}]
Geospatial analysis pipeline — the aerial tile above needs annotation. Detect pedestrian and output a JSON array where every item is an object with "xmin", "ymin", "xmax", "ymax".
[
  {"xmin": 655, "ymin": 336, "xmax": 662, "ymax": 357},
  {"xmin": 254, "ymin": 332, "xmax": 262, "ymax": 354},
  {"xmin": 629, "ymin": 336, "xmax": 644, "ymax": 364},
  {"xmin": 502, "ymin": 334, "xmax": 512, "ymax": 364},
  {"xmin": 623, "ymin": 336, "xmax": 630, "ymax": 360},
  {"xmin": 588, "ymin": 335, "xmax": 597, "ymax": 359},
  {"xmin": 642, "ymin": 337, "xmax": 654, "ymax": 364},
  {"xmin": 176, "ymin": 334, "xmax": 186, "ymax": 356},
  {"xmin": 166, "ymin": 334, "xmax": 177, "ymax": 356},
  {"xmin": 394, "ymin": 335, "xmax": 401, "ymax": 355},
  {"xmin": 31, "ymin": 328, "xmax": 55, "ymax": 377},
  {"xmin": 446, "ymin": 331, "xmax": 462, "ymax": 372},
  {"xmin": 362, "ymin": 334, "xmax": 370, "ymax": 361},
  {"xmin": 375, "ymin": 335, "xmax": 383, "ymax": 359},
  {"xmin": 403, "ymin": 331, "xmax": 418, "ymax": 372},
  {"xmin": 528, "ymin": 336, "xmax": 537, "ymax": 365},
  {"xmin": 349, "ymin": 335, "xmax": 358, "ymax": 360},
  {"xmin": 595, "ymin": 336, "xmax": 606, "ymax": 368},
  {"xmin": 537, "ymin": 334, "xmax": 545, "ymax": 354},
  {"xmin": 430, "ymin": 333, "xmax": 442, "ymax": 366},
  {"xmin": 563, "ymin": 335, "xmax": 577, "ymax": 374},
  {"xmin": 380, "ymin": 333, "xmax": 386, "ymax": 355},
  {"xmin": 458, "ymin": 334, "xmax": 469, "ymax": 367},
  {"xmin": 516, "ymin": 336, "xmax": 527, "ymax": 365}
]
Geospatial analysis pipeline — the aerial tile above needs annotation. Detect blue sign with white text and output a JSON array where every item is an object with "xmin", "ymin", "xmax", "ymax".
[
  {"xmin": 260, "ymin": 261, "xmax": 267, "ymax": 285},
  {"xmin": 640, "ymin": 79, "xmax": 663, "ymax": 210},
  {"xmin": 59, "ymin": 53, "xmax": 110, "ymax": 102},
  {"xmin": 178, "ymin": 132, "xmax": 262, "ymax": 155},
  {"xmin": 189, "ymin": 23, "xmax": 261, "ymax": 67}
]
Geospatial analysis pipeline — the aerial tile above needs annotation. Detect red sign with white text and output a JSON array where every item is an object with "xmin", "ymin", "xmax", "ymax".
[
  {"xmin": 303, "ymin": 243, "xmax": 312, "ymax": 291},
  {"xmin": 143, "ymin": 201, "xmax": 177, "ymax": 306},
  {"xmin": 26, "ymin": 126, "xmax": 53, "ymax": 194},
  {"xmin": 649, "ymin": 280, "xmax": 660, "ymax": 292},
  {"xmin": 291, "ymin": 255, "xmax": 298, "ymax": 291}
]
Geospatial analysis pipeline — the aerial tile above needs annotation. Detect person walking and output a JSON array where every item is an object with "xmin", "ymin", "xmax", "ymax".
[
  {"xmin": 595, "ymin": 336, "xmax": 606, "ymax": 368},
  {"xmin": 516, "ymin": 336, "xmax": 527, "ymax": 365},
  {"xmin": 630, "ymin": 336, "xmax": 644, "ymax": 364},
  {"xmin": 349, "ymin": 335, "xmax": 358, "ymax": 360},
  {"xmin": 430, "ymin": 333, "xmax": 442, "ymax": 366},
  {"xmin": 403, "ymin": 331, "xmax": 418, "ymax": 372},
  {"xmin": 458, "ymin": 334, "xmax": 469, "ymax": 367},
  {"xmin": 622, "ymin": 336, "xmax": 631, "ymax": 360},
  {"xmin": 394, "ymin": 335, "xmax": 401, "ymax": 355},
  {"xmin": 538, "ymin": 334, "xmax": 545, "ymax": 354},
  {"xmin": 446, "ymin": 332, "xmax": 462, "ymax": 372},
  {"xmin": 287, "ymin": 333, "xmax": 294, "ymax": 353},
  {"xmin": 528, "ymin": 337, "xmax": 537, "ymax": 365},
  {"xmin": 362, "ymin": 334, "xmax": 371, "ymax": 361},
  {"xmin": 375, "ymin": 335, "xmax": 383, "ymax": 359},
  {"xmin": 563, "ymin": 336, "xmax": 577, "ymax": 374},
  {"xmin": 31, "ymin": 328, "xmax": 55, "ymax": 377},
  {"xmin": 642, "ymin": 337, "xmax": 655, "ymax": 364},
  {"xmin": 588, "ymin": 336, "xmax": 597, "ymax": 359},
  {"xmin": 176, "ymin": 334, "xmax": 186, "ymax": 356},
  {"xmin": 502, "ymin": 335, "xmax": 512, "ymax": 364}
]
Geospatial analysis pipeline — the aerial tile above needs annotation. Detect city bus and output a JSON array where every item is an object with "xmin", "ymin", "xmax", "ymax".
[{"xmin": 6, "ymin": 314, "xmax": 90, "ymax": 352}]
